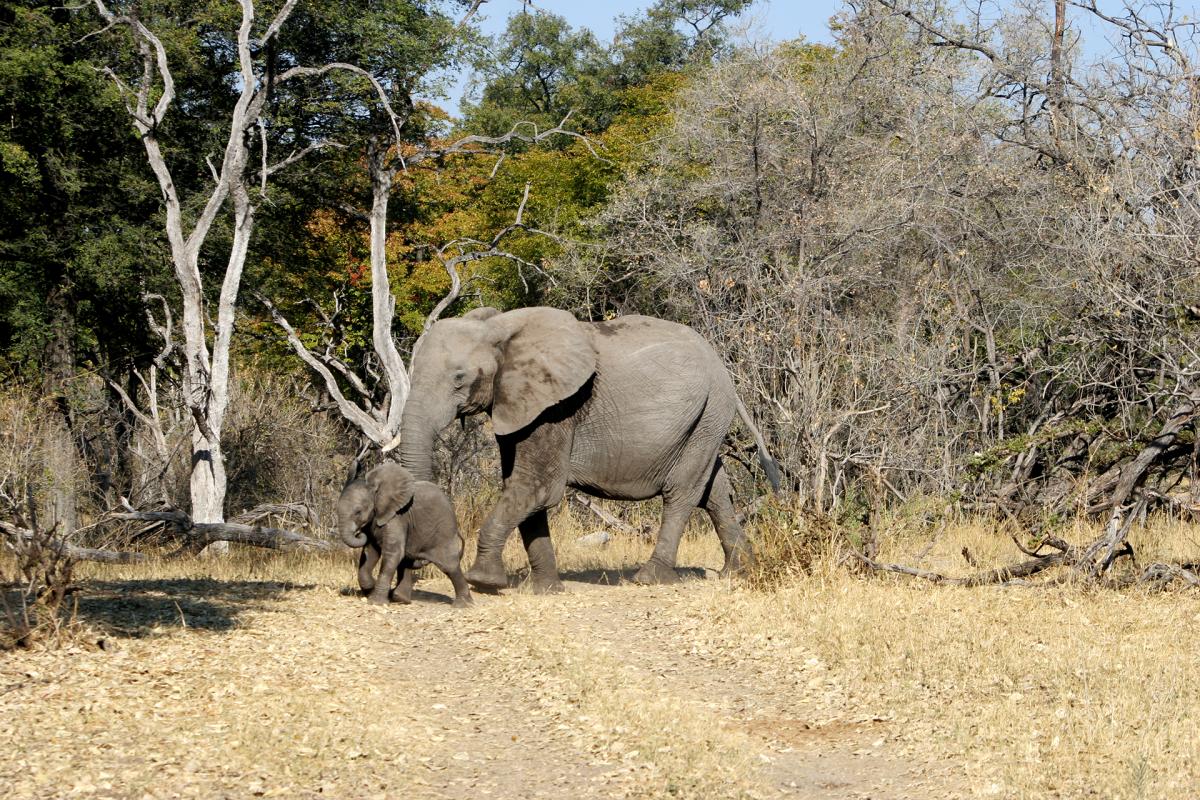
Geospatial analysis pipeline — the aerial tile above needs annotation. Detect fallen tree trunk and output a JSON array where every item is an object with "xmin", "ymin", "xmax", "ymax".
[
  {"xmin": 0, "ymin": 520, "xmax": 145, "ymax": 564},
  {"xmin": 4, "ymin": 500, "xmax": 336, "ymax": 569},
  {"xmin": 853, "ymin": 550, "xmax": 1070, "ymax": 586},
  {"xmin": 1076, "ymin": 387, "xmax": 1200, "ymax": 576},
  {"xmin": 229, "ymin": 502, "xmax": 314, "ymax": 526},
  {"xmin": 111, "ymin": 508, "xmax": 337, "ymax": 553}
]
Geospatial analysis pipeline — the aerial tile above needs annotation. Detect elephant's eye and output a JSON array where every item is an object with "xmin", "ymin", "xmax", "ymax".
[{"xmin": 452, "ymin": 369, "xmax": 467, "ymax": 388}]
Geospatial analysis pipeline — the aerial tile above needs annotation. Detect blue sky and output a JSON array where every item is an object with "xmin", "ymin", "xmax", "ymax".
[
  {"xmin": 434, "ymin": 1, "xmax": 1179, "ymax": 114},
  {"xmin": 438, "ymin": 0, "xmax": 845, "ymax": 114}
]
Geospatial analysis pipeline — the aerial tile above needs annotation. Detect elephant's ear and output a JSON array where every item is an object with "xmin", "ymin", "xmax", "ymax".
[
  {"xmin": 462, "ymin": 306, "xmax": 501, "ymax": 322},
  {"xmin": 366, "ymin": 463, "xmax": 415, "ymax": 528},
  {"xmin": 491, "ymin": 307, "xmax": 597, "ymax": 436}
]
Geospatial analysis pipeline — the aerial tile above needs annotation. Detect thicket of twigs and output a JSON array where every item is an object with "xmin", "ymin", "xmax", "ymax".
[{"xmin": 553, "ymin": 0, "xmax": 1200, "ymax": 585}]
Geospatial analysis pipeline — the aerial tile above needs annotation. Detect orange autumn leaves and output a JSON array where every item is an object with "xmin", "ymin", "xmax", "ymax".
[{"xmin": 294, "ymin": 74, "xmax": 684, "ymax": 334}]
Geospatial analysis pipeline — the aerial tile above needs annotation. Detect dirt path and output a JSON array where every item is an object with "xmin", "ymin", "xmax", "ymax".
[{"xmin": 0, "ymin": 572, "xmax": 961, "ymax": 799}]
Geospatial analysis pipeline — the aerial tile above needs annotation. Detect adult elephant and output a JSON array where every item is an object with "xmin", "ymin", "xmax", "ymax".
[{"xmin": 391, "ymin": 306, "xmax": 778, "ymax": 592}]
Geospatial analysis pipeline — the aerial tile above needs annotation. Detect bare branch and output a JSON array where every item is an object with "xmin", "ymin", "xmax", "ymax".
[
  {"xmin": 260, "ymin": 0, "xmax": 299, "ymax": 46},
  {"xmin": 265, "ymin": 139, "xmax": 346, "ymax": 177},
  {"xmin": 422, "ymin": 183, "xmax": 546, "ymax": 334},
  {"xmin": 110, "ymin": 508, "xmax": 336, "ymax": 552},
  {"xmin": 274, "ymin": 62, "xmax": 408, "ymax": 147},
  {"xmin": 254, "ymin": 292, "xmax": 388, "ymax": 444},
  {"xmin": 91, "ymin": 0, "xmax": 176, "ymax": 128},
  {"xmin": 0, "ymin": 519, "xmax": 145, "ymax": 564},
  {"xmin": 142, "ymin": 293, "xmax": 176, "ymax": 368},
  {"xmin": 412, "ymin": 115, "xmax": 608, "ymax": 166}
]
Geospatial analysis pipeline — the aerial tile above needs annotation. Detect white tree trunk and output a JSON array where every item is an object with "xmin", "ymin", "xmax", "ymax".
[
  {"xmin": 91, "ymin": 0, "xmax": 299, "ymax": 553},
  {"xmin": 368, "ymin": 157, "xmax": 411, "ymax": 438}
]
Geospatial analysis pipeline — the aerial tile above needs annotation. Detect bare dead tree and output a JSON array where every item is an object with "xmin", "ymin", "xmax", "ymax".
[{"xmin": 84, "ymin": 0, "xmax": 404, "ymax": 551}]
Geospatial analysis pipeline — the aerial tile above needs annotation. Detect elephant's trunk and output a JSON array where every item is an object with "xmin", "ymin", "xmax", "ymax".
[
  {"xmin": 338, "ymin": 524, "xmax": 367, "ymax": 549},
  {"xmin": 398, "ymin": 399, "xmax": 450, "ymax": 483}
]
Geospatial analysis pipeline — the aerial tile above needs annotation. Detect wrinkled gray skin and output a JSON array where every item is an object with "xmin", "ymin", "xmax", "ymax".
[
  {"xmin": 335, "ymin": 463, "xmax": 472, "ymax": 607},
  {"xmin": 397, "ymin": 306, "xmax": 771, "ymax": 593}
]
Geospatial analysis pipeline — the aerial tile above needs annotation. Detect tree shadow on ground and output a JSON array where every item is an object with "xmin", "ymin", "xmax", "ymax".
[
  {"xmin": 71, "ymin": 579, "xmax": 313, "ymax": 638},
  {"xmin": 450, "ymin": 567, "xmax": 712, "ymax": 594}
]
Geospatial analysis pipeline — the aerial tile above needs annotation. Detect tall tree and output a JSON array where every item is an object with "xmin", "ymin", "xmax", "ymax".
[
  {"xmin": 82, "ymin": 0, "xmax": 432, "ymax": 544},
  {"xmin": 0, "ymin": 3, "xmax": 170, "ymax": 524},
  {"xmin": 462, "ymin": 0, "xmax": 751, "ymax": 135}
]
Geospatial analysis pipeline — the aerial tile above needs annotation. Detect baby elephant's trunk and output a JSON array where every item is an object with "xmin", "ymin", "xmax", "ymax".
[
  {"xmin": 338, "ymin": 525, "xmax": 368, "ymax": 548},
  {"xmin": 336, "ymin": 481, "xmax": 371, "ymax": 548}
]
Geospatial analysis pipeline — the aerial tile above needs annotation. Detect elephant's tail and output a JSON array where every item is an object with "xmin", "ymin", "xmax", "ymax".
[{"xmin": 735, "ymin": 397, "xmax": 782, "ymax": 494}]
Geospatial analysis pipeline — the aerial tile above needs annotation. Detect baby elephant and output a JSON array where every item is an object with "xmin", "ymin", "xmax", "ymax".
[{"xmin": 336, "ymin": 463, "xmax": 472, "ymax": 607}]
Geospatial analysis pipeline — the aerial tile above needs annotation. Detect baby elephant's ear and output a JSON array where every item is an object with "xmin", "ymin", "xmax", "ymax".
[{"xmin": 366, "ymin": 463, "xmax": 415, "ymax": 528}]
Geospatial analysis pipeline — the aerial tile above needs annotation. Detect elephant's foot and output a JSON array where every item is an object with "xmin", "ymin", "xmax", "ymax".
[
  {"xmin": 452, "ymin": 593, "xmax": 474, "ymax": 608},
  {"xmin": 366, "ymin": 592, "xmax": 390, "ymax": 606},
  {"xmin": 632, "ymin": 559, "xmax": 681, "ymax": 585},
  {"xmin": 529, "ymin": 575, "xmax": 565, "ymax": 595},
  {"xmin": 465, "ymin": 559, "xmax": 508, "ymax": 592},
  {"xmin": 393, "ymin": 568, "xmax": 415, "ymax": 604},
  {"xmin": 358, "ymin": 583, "xmax": 376, "ymax": 597},
  {"xmin": 719, "ymin": 545, "xmax": 754, "ymax": 578}
]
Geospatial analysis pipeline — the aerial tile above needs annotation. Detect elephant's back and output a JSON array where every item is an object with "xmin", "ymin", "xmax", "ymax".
[
  {"xmin": 586, "ymin": 315, "xmax": 734, "ymax": 399},
  {"xmin": 569, "ymin": 315, "xmax": 736, "ymax": 499}
]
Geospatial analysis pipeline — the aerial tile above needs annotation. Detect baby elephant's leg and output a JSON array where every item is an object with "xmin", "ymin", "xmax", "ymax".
[
  {"xmin": 391, "ymin": 562, "xmax": 415, "ymax": 604},
  {"xmin": 433, "ymin": 556, "xmax": 473, "ymax": 608},
  {"xmin": 368, "ymin": 545, "xmax": 402, "ymax": 606},
  {"xmin": 357, "ymin": 542, "xmax": 380, "ymax": 595}
]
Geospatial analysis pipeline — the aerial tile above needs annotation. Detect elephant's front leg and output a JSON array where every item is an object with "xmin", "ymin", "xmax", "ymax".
[
  {"xmin": 391, "ymin": 562, "xmax": 415, "ymax": 604},
  {"xmin": 465, "ymin": 480, "xmax": 568, "ymax": 592},
  {"xmin": 466, "ymin": 427, "xmax": 570, "ymax": 592},
  {"xmin": 357, "ymin": 541, "xmax": 381, "ymax": 595},
  {"xmin": 463, "ymin": 493, "xmax": 537, "ymax": 592},
  {"xmin": 368, "ymin": 528, "xmax": 405, "ymax": 606}
]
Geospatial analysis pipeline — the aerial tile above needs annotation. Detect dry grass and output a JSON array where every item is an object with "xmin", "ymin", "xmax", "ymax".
[{"xmin": 2, "ymin": 507, "xmax": 1198, "ymax": 798}]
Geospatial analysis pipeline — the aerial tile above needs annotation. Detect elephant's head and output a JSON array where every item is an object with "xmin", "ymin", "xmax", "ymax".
[
  {"xmin": 335, "ymin": 463, "xmax": 416, "ymax": 547},
  {"xmin": 396, "ymin": 307, "xmax": 597, "ymax": 481}
]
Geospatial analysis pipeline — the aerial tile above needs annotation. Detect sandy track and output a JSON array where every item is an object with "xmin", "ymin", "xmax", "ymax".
[{"xmin": 0, "ymin": 571, "xmax": 960, "ymax": 799}]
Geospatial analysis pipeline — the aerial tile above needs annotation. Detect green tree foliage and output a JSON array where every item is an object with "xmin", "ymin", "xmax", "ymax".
[
  {"xmin": 462, "ymin": 10, "xmax": 605, "ymax": 135},
  {"xmin": 0, "ymin": 3, "xmax": 168, "ymax": 377},
  {"xmin": 243, "ymin": 0, "xmax": 479, "ymax": 368},
  {"xmin": 245, "ymin": 2, "xmax": 751, "ymax": 376},
  {"xmin": 395, "ymin": 2, "xmax": 750, "ymax": 315},
  {"xmin": 463, "ymin": 0, "xmax": 750, "ymax": 135}
]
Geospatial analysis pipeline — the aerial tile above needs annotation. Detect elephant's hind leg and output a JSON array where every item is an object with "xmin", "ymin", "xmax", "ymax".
[
  {"xmin": 634, "ymin": 402, "xmax": 728, "ymax": 585},
  {"xmin": 433, "ymin": 558, "xmax": 474, "ymax": 607},
  {"xmin": 519, "ymin": 510, "xmax": 564, "ymax": 594},
  {"xmin": 632, "ymin": 494, "xmax": 696, "ymax": 585},
  {"xmin": 702, "ymin": 460, "xmax": 752, "ymax": 577}
]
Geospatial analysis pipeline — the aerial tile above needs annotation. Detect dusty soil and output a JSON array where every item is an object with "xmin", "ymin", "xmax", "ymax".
[{"xmin": 0, "ymin": 568, "xmax": 962, "ymax": 799}]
